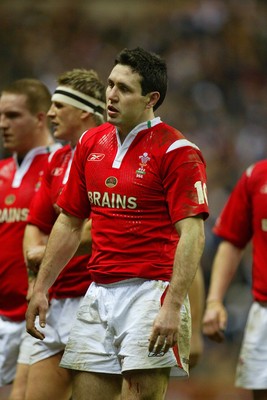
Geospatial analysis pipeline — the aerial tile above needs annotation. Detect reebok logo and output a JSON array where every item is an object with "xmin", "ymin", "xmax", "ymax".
[{"xmin": 87, "ymin": 153, "xmax": 105, "ymax": 161}]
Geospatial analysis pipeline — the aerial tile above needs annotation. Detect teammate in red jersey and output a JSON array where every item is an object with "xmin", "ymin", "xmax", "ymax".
[
  {"xmin": 0, "ymin": 78, "xmax": 59, "ymax": 399},
  {"xmin": 26, "ymin": 47, "xmax": 209, "ymax": 400},
  {"xmin": 10, "ymin": 69, "xmax": 105, "ymax": 400},
  {"xmin": 202, "ymin": 161, "xmax": 267, "ymax": 400}
]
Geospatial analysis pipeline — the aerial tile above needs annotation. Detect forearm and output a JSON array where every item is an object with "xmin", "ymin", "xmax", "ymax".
[
  {"xmin": 148, "ymin": 216, "xmax": 205, "ymax": 354},
  {"xmin": 33, "ymin": 212, "xmax": 83, "ymax": 294},
  {"xmin": 202, "ymin": 241, "xmax": 243, "ymax": 341},
  {"xmin": 206, "ymin": 241, "xmax": 243, "ymax": 303},
  {"xmin": 165, "ymin": 216, "xmax": 205, "ymax": 309},
  {"xmin": 23, "ymin": 224, "xmax": 48, "ymax": 273},
  {"xmin": 73, "ymin": 218, "xmax": 92, "ymax": 256}
]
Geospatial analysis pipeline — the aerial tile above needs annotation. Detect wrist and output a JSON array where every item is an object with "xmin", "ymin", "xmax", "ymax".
[{"xmin": 206, "ymin": 298, "xmax": 223, "ymax": 306}]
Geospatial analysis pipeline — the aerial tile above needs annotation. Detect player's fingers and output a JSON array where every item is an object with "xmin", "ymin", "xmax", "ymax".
[
  {"xmin": 38, "ymin": 307, "xmax": 47, "ymax": 329},
  {"xmin": 149, "ymin": 332, "xmax": 176, "ymax": 354},
  {"xmin": 219, "ymin": 311, "xmax": 227, "ymax": 332},
  {"xmin": 205, "ymin": 329, "xmax": 225, "ymax": 343},
  {"xmin": 26, "ymin": 310, "xmax": 45, "ymax": 340}
]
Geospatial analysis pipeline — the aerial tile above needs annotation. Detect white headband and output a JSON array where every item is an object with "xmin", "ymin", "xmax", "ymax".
[{"xmin": 52, "ymin": 86, "xmax": 106, "ymax": 120}]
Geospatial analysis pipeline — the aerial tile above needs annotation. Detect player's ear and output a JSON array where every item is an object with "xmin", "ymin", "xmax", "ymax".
[
  {"xmin": 145, "ymin": 91, "xmax": 160, "ymax": 109},
  {"xmin": 80, "ymin": 110, "xmax": 91, "ymax": 120}
]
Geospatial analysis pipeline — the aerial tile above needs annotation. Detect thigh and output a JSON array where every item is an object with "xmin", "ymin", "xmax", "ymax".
[
  {"xmin": 8, "ymin": 363, "xmax": 29, "ymax": 400},
  {"xmin": 122, "ymin": 368, "xmax": 170, "ymax": 400},
  {"xmin": 0, "ymin": 385, "xmax": 12, "ymax": 400},
  {"xmin": 25, "ymin": 352, "xmax": 72, "ymax": 400},
  {"xmin": 236, "ymin": 303, "xmax": 267, "ymax": 390},
  {"xmin": 17, "ymin": 330, "xmax": 36, "ymax": 365},
  {"xmin": 117, "ymin": 280, "xmax": 190, "ymax": 378},
  {"xmin": 60, "ymin": 286, "xmax": 122, "ymax": 374},
  {"xmin": 30, "ymin": 298, "xmax": 81, "ymax": 365},
  {"xmin": 0, "ymin": 318, "xmax": 24, "ymax": 385},
  {"xmin": 72, "ymin": 371, "xmax": 122, "ymax": 400}
]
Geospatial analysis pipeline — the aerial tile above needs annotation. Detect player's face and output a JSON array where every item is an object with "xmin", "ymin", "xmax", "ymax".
[
  {"xmin": 47, "ymin": 101, "xmax": 83, "ymax": 146},
  {"xmin": 106, "ymin": 64, "xmax": 151, "ymax": 138},
  {"xmin": 0, "ymin": 93, "xmax": 40, "ymax": 154}
]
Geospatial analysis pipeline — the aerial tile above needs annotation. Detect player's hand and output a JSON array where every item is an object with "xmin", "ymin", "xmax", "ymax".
[
  {"xmin": 202, "ymin": 300, "xmax": 227, "ymax": 343},
  {"xmin": 26, "ymin": 246, "xmax": 45, "ymax": 274},
  {"xmin": 149, "ymin": 306, "xmax": 180, "ymax": 355},
  {"xmin": 26, "ymin": 291, "xmax": 48, "ymax": 340}
]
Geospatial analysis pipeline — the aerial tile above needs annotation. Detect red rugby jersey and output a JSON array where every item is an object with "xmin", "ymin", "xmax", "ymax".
[
  {"xmin": 0, "ymin": 145, "xmax": 59, "ymax": 321},
  {"xmin": 213, "ymin": 160, "xmax": 267, "ymax": 302},
  {"xmin": 58, "ymin": 118, "xmax": 209, "ymax": 284},
  {"xmin": 27, "ymin": 144, "xmax": 91, "ymax": 299}
]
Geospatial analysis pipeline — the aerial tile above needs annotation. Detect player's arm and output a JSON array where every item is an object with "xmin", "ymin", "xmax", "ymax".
[
  {"xmin": 24, "ymin": 217, "xmax": 92, "ymax": 270},
  {"xmin": 23, "ymin": 224, "xmax": 49, "ymax": 302},
  {"xmin": 26, "ymin": 210, "xmax": 84, "ymax": 340},
  {"xmin": 23, "ymin": 224, "xmax": 48, "ymax": 275},
  {"xmin": 188, "ymin": 266, "xmax": 205, "ymax": 368},
  {"xmin": 73, "ymin": 218, "xmax": 92, "ymax": 256},
  {"xmin": 149, "ymin": 215, "xmax": 205, "ymax": 354},
  {"xmin": 202, "ymin": 240, "xmax": 243, "ymax": 342}
]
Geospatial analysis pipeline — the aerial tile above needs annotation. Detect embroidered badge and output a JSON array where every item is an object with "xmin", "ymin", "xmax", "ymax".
[
  {"xmin": 105, "ymin": 176, "xmax": 118, "ymax": 188},
  {"xmin": 136, "ymin": 152, "xmax": 150, "ymax": 178},
  {"xmin": 5, "ymin": 194, "xmax": 16, "ymax": 205}
]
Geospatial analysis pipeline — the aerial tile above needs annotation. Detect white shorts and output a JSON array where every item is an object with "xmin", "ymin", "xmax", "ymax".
[
  {"xmin": 235, "ymin": 302, "xmax": 267, "ymax": 389},
  {"xmin": 18, "ymin": 297, "xmax": 83, "ymax": 365},
  {"xmin": 60, "ymin": 279, "xmax": 191, "ymax": 377},
  {"xmin": 17, "ymin": 330, "xmax": 37, "ymax": 364},
  {"xmin": 0, "ymin": 316, "xmax": 25, "ymax": 386}
]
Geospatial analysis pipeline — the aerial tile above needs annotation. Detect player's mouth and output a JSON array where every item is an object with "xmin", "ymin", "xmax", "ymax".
[
  {"xmin": 51, "ymin": 122, "xmax": 60, "ymax": 132},
  {"xmin": 2, "ymin": 133, "xmax": 13, "ymax": 142},
  {"xmin": 107, "ymin": 105, "xmax": 119, "ymax": 118}
]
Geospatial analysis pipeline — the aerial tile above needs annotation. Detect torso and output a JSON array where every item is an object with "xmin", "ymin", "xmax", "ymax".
[{"xmin": 58, "ymin": 120, "xmax": 209, "ymax": 283}]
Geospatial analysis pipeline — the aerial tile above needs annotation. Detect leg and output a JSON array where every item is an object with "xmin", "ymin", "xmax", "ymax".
[
  {"xmin": 121, "ymin": 368, "xmax": 170, "ymax": 400},
  {"xmin": 8, "ymin": 364, "xmax": 29, "ymax": 400},
  {"xmin": 72, "ymin": 371, "xmax": 122, "ymax": 400},
  {"xmin": 0, "ymin": 385, "xmax": 12, "ymax": 400},
  {"xmin": 253, "ymin": 390, "xmax": 267, "ymax": 400},
  {"xmin": 25, "ymin": 352, "xmax": 72, "ymax": 400}
]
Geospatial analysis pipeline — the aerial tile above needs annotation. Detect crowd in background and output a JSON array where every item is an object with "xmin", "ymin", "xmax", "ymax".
[{"xmin": 1, "ymin": 0, "xmax": 267, "ymax": 343}]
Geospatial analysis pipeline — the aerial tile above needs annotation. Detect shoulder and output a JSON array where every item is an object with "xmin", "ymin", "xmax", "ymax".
[
  {"xmin": 233, "ymin": 160, "xmax": 267, "ymax": 195},
  {"xmin": 48, "ymin": 144, "xmax": 71, "ymax": 163},
  {"xmin": 245, "ymin": 160, "xmax": 267, "ymax": 177},
  {"xmin": 155, "ymin": 122, "xmax": 205, "ymax": 164},
  {"xmin": 79, "ymin": 122, "xmax": 113, "ymax": 146}
]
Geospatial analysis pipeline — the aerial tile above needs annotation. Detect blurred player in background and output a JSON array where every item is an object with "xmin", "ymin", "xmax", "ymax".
[
  {"xmin": 0, "ymin": 78, "xmax": 59, "ymax": 400},
  {"xmin": 10, "ymin": 69, "xmax": 105, "ymax": 400},
  {"xmin": 203, "ymin": 160, "xmax": 267, "ymax": 400}
]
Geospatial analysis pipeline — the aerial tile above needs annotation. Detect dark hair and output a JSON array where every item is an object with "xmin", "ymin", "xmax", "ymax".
[
  {"xmin": 2, "ymin": 79, "xmax": 51, "ymax": 115},
  {"xmin": 114, "ymin": 47, "xmax": 167, "ymax": 111}
]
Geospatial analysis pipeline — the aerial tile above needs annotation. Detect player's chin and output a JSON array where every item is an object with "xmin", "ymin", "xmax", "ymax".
[
  {"xmin": 3, "ymin": 142, "xmax": 15, "ymax": 151},
  {"xmin": 107, "ymin": 112, "xmax": 119, "ymax": 123},
  {"xmin": 53, "ymin": 130, "xmax": 67, "ymax": 140}
]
